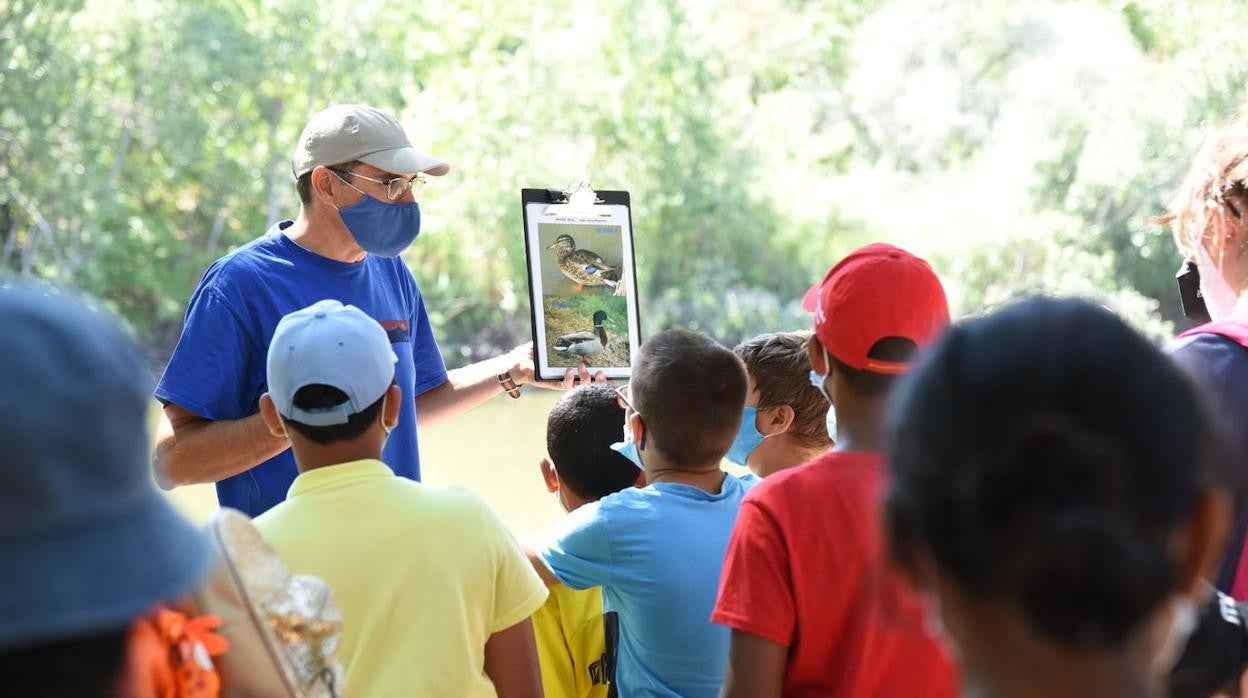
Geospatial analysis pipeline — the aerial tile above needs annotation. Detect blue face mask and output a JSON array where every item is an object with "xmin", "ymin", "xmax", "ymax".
[
  {"xmin": 810, "ymin": 362, "xmax": 837, "ymax": 442},
  {"xmin": 610, "ymin": 419, "xmax": 645, "ymax": 470},
  {"xmin": 336, "ymin": 195, "xmax": 421, "ymax": 257},
  {"xmin": 726, "ymin": 406, "xmax": 766, "ymax": 467}
]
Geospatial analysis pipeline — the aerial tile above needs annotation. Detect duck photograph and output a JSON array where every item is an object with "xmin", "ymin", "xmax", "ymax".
[
  {"xmin": 541, "ymin": 295, "xmax": 630, "ymax": 369},
  {"xmin": 539, "ymin": 224, "xmax": 624, "ymax": 295}
]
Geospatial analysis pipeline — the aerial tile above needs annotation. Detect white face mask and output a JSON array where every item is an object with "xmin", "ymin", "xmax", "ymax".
[
  {"xmin": 553, "ymin": 489, "xmax": 569, "ymax": 513},
  {"xmin": 808, "ymin": 345, "xmax": 838, "ymax": 442},
  {"xmin": 1193, "ymin": 234, "xmax": 1240, "ymax": 320},
  {"xmin": 380, "ymin": 395, "xmax": 394, "ymax": 444}
]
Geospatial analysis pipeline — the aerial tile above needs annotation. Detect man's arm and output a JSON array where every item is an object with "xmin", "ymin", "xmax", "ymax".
[
  {"xmin": 721, "ymin": 630, "xmax": 787, "ymax": 698},
  {"xmin": 415, "ymin": 343, "xmax": 598, "ymax": 430},
  {"xmin": 152, "ymin": 402, "xmax": 288, "ymax": 489},
  {"xmin": 484, "ymin": 617, "xmax": 545, "ymax": 698}
]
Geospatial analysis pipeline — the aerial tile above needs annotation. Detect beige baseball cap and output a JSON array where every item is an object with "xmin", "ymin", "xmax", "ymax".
[{"xmin": 291, "ymin": 104, "xmax": 450, "ymax": 178}]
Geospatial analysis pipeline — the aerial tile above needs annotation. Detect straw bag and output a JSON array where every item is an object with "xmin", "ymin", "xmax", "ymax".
[{"xmin": 194, "ymin": 509, "xmax": 346, "ymax": 697}]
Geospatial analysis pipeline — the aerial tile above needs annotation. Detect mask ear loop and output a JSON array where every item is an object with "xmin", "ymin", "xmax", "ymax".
[{"xmin": 380, "ymin": 395, "xmax": 394, "ymax": 438}]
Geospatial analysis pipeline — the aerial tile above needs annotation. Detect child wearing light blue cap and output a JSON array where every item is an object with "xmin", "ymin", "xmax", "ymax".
[{"xmin": 254, "ymin": 299, "xmax": 548, "ymax": 697}]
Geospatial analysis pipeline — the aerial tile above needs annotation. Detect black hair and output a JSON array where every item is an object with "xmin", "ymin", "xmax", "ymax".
[
  {"xmin": 829, "ymin": 336, "xmax": 918, "ymax": 398},
  {"xmin": 282, "ymin": 383, "xmax": 387, "ymax": 445},
  {"xmin": 735, "ymin": 331, "xmax": 831, "ymax": 450},
  {"xmin": 0, "ymin": 626, "xmax": 129, "ymax": 697},
  {"xmin": 546, "ymin": 383, "xmax": 639, "ymax": 500},
  {"xmin": 885, "ymin": 297, "xmax": 1217, "ymax": 650},
  {"xmin": 631, "ymin": 328, "xmax": 748, "ymax": 468}
]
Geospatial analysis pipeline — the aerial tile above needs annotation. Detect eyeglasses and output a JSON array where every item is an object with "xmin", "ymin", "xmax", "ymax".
[
  {"xmin": 616, "ymin": 383, "xmax": 638, "ymax": 413},
  {"xmin": 331, "ymin": 168, "xmax": 427, "ymax": 202}
]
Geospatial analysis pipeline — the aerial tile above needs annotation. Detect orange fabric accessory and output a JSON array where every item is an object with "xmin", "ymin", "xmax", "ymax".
[{"xmin": 122, "ymin": 606, "xmax": 229, "ymax": 698}]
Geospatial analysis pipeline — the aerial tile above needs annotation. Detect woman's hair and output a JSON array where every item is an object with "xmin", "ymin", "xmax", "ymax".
[
  {"xmin": 1158, "ymin": 107, "xmax": 1248, "ymax": 258},
  {"xmin": 886, "ymin": 297, "xmax": 1217, "ymax": 649}
]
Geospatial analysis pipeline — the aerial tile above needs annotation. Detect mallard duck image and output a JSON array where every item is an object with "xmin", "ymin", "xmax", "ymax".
[
  {"xmin": 554, "ymin": 310, "xmax": 609, "ymax": 363},
  {"xmin": 546, "ymin": 234, "xmax": 620, "ymax": 291}
]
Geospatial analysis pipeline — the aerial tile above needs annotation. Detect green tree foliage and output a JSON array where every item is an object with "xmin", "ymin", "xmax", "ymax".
[{"xmin": 3, "ymin": 0, "xmax": 1246, "ymax": 366}]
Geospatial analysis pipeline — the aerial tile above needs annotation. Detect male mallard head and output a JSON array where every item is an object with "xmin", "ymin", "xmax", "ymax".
[
  {"xmin": 546, "ymin": 234, "xmax": 576, "ymax": 252},
  {"xmin": 592, "ymin": 310, "xmax": 608, "ymax": 327}
]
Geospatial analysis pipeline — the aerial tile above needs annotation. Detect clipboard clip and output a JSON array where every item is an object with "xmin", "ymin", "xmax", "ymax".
[{"xmin": 545, "ymin": 180, "xmax": 610, "ymax": 217}]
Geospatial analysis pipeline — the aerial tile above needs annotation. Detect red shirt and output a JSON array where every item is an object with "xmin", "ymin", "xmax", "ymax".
[{"xmin": 712, "ymin": 451, "xmax": 957, "ymax": 697}]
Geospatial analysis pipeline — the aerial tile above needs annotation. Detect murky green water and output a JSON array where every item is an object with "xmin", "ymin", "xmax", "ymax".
[{"xmin": 162, "ymin": 392, "xmax": 568, "ymax": 538}]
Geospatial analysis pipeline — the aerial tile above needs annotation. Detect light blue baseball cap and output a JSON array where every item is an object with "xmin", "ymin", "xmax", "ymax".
[{"xmin": 266, "ymin": 300, "xmax": 398, "ymax": 426}]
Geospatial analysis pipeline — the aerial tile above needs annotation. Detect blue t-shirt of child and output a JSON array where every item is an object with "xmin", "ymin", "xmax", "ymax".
[
  {"xmin": 155, "ymin": 222, "xmax": 447, "ymax": 516},
  {"xmin": 538, "ymin": 472, "xmax": 758, "ymax": 698}
]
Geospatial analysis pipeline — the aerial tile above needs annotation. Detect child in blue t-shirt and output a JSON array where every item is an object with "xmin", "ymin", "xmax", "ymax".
[{"xmin": 527, "ymin": 329, "xmax": 756, "ymax": 698}]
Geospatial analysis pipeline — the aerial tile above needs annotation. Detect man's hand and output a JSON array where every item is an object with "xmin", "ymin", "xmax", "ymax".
[{"xmin": 506, "ymin": 342, "xmax": 607, "ymax": 390}]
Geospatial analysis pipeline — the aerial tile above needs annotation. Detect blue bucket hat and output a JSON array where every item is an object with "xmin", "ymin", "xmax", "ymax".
[{"xmin": 0, "ymin": 281, "xmax": 209, "ymax": 650}]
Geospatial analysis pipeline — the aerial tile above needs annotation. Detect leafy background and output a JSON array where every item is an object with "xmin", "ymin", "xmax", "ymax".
[{"xmin": 6, "ymin": 0, "xmax": 1248, "ymax": 369}]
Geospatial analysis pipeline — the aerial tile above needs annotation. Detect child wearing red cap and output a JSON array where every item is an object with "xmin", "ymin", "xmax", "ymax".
[{"xmin": 713, "ymin": 243, "xmax": 957, "ymax": 697}]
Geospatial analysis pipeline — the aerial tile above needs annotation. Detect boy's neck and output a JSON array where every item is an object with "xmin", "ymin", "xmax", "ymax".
[
  {"xmin": 756, "ymin": 435, "xmax": 828, "ymax": 476},
  {"xmin": 645, "ymin": 453, "xmax": 727, "ymax": 494},
  {"xmin": 831, "ymin": 394, "xmax": 888, "ymax": 453},
  {"xmin": 289, "ymin": 440, "xmax": 384, "ymax": 474}
]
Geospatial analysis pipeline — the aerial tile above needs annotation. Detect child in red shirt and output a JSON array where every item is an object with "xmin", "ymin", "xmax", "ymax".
[{"xmin": 713, "ymin": 243, "xmax": 957, "ymax": 697}]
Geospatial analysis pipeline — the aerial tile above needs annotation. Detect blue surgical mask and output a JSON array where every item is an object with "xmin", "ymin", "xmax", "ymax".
[
  {"xmin": 726, "ymin": 406, "xmax": 766, "ymax": 467},
  {"xmin": 336, "ymin": 195, "xmax": 421, "ymax": 257},
  {"xmin": 610, "ymin": 420, "xmax": 645, "ymax": 470}
]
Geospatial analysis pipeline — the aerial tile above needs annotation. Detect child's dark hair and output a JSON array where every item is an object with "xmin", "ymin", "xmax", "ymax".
[
  {"xmin": 735, "ymin": 331, "xmax": 832, "ymax": 450},
  {"xmin": 886, "ymin": 297, "xmax": 1217, "ymax": 650},
  {"xmin": 547, "ymin": 383, "xmax": 639, "ymax": 500},
  {"xmin": 830, "ymin": 336, "xmax": 917, "ymax": 397},
  {"xmin": 631, "ymin": 329, "xmax": 747, "ymax": 468},
  {"xmin": 282, "ymin": 383, "xmax": 387, "ymax": 444},
  {"xmin": 0, "ymin": 626, "xmax": 129, "ymax": 697}
]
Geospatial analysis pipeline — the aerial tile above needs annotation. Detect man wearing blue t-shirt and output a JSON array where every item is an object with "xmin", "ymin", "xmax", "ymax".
[
  {"xmin": 153, "ymin": 104, "xmax": 589, "ymax": 516},
  {"xmin": 527, "ymin": 329, "xmax": 758, "ymax": 698}
]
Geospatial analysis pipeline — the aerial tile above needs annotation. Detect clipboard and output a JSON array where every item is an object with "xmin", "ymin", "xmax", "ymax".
[{"xmin": 521, "ymin": 185, "xmax": 642, "ymax": 381}]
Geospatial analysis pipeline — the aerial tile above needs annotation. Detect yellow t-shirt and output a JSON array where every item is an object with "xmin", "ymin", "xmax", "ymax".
[
  {"xmin": 254, "ymin": 459, "xmax": 548, "ymax": 697},
  {"xmin": 532, "ymin": 583, "xmax": 612, "ymax": 698}
]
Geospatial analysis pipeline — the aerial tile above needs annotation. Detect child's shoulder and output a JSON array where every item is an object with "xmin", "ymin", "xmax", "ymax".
[
  {"xmin": 594, "ymin": 483, "xmax": 656, "ymax": 511},
  {"xmin": 391, "ymin": 480, "xmax": 498, "ymax": 520}
]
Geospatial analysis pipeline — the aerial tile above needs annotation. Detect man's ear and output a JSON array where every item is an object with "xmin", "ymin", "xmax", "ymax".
[
  {"xmin": 763, "ymin": 404, "xmax": 796, "ymax": 437},
  {"xmin": 382, "ymin": 384, "xmax": 402, "ymax": 431},
  {"xmin": 258, "ymin": 394, "xmax": 288, "ymax": 440},
  {"xmin": 310, "ymin": 166, "xmax": 340, "ymax": 207},
  {"xmin": 540, "ymin": 457, "xmax": 560, "ymax": 493}
]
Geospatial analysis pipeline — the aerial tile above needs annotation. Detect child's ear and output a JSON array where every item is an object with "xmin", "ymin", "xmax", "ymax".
[
  {"xmin": 629, "ymin": 411, "xmax": 646, "ymax": 449},
  {"xmin": 764, "ymin": 404, "xmax": 796, "ymax": 437},
  {"xmin": 539, "ymin": 457, "xmax": 560, "ymax": 493},
  {"xmin": 382, "ymin": 384, "xmax": 402, "ymax": 431},
  {"xmin": 807, "ymin": 336, "xmax": 829, "ymax": 374},
  {"xmin": 258, "ymin": 394, "xmax": 288, "ymax": 440},
  {"xmin": 1177, "ymin": 488, "xmax": 1231, "ymax": 597}
]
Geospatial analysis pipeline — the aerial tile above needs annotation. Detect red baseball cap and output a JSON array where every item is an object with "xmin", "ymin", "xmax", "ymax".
[{"xmin": 801, "ymin": 243, "xmax": 950, "ymax": 375}]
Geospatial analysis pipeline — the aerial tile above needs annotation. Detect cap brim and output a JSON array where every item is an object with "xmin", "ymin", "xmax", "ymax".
[
  {"xmin": 359, "ymin": 147, "xmax": 450, "ymax": 177},
  {"xmin": 0, "ymin": 493, "xmax": 210, "ymax": 650},
  {"xmin": 801, "ymin": 281, "xmax": 822, "ymax": 311}
]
